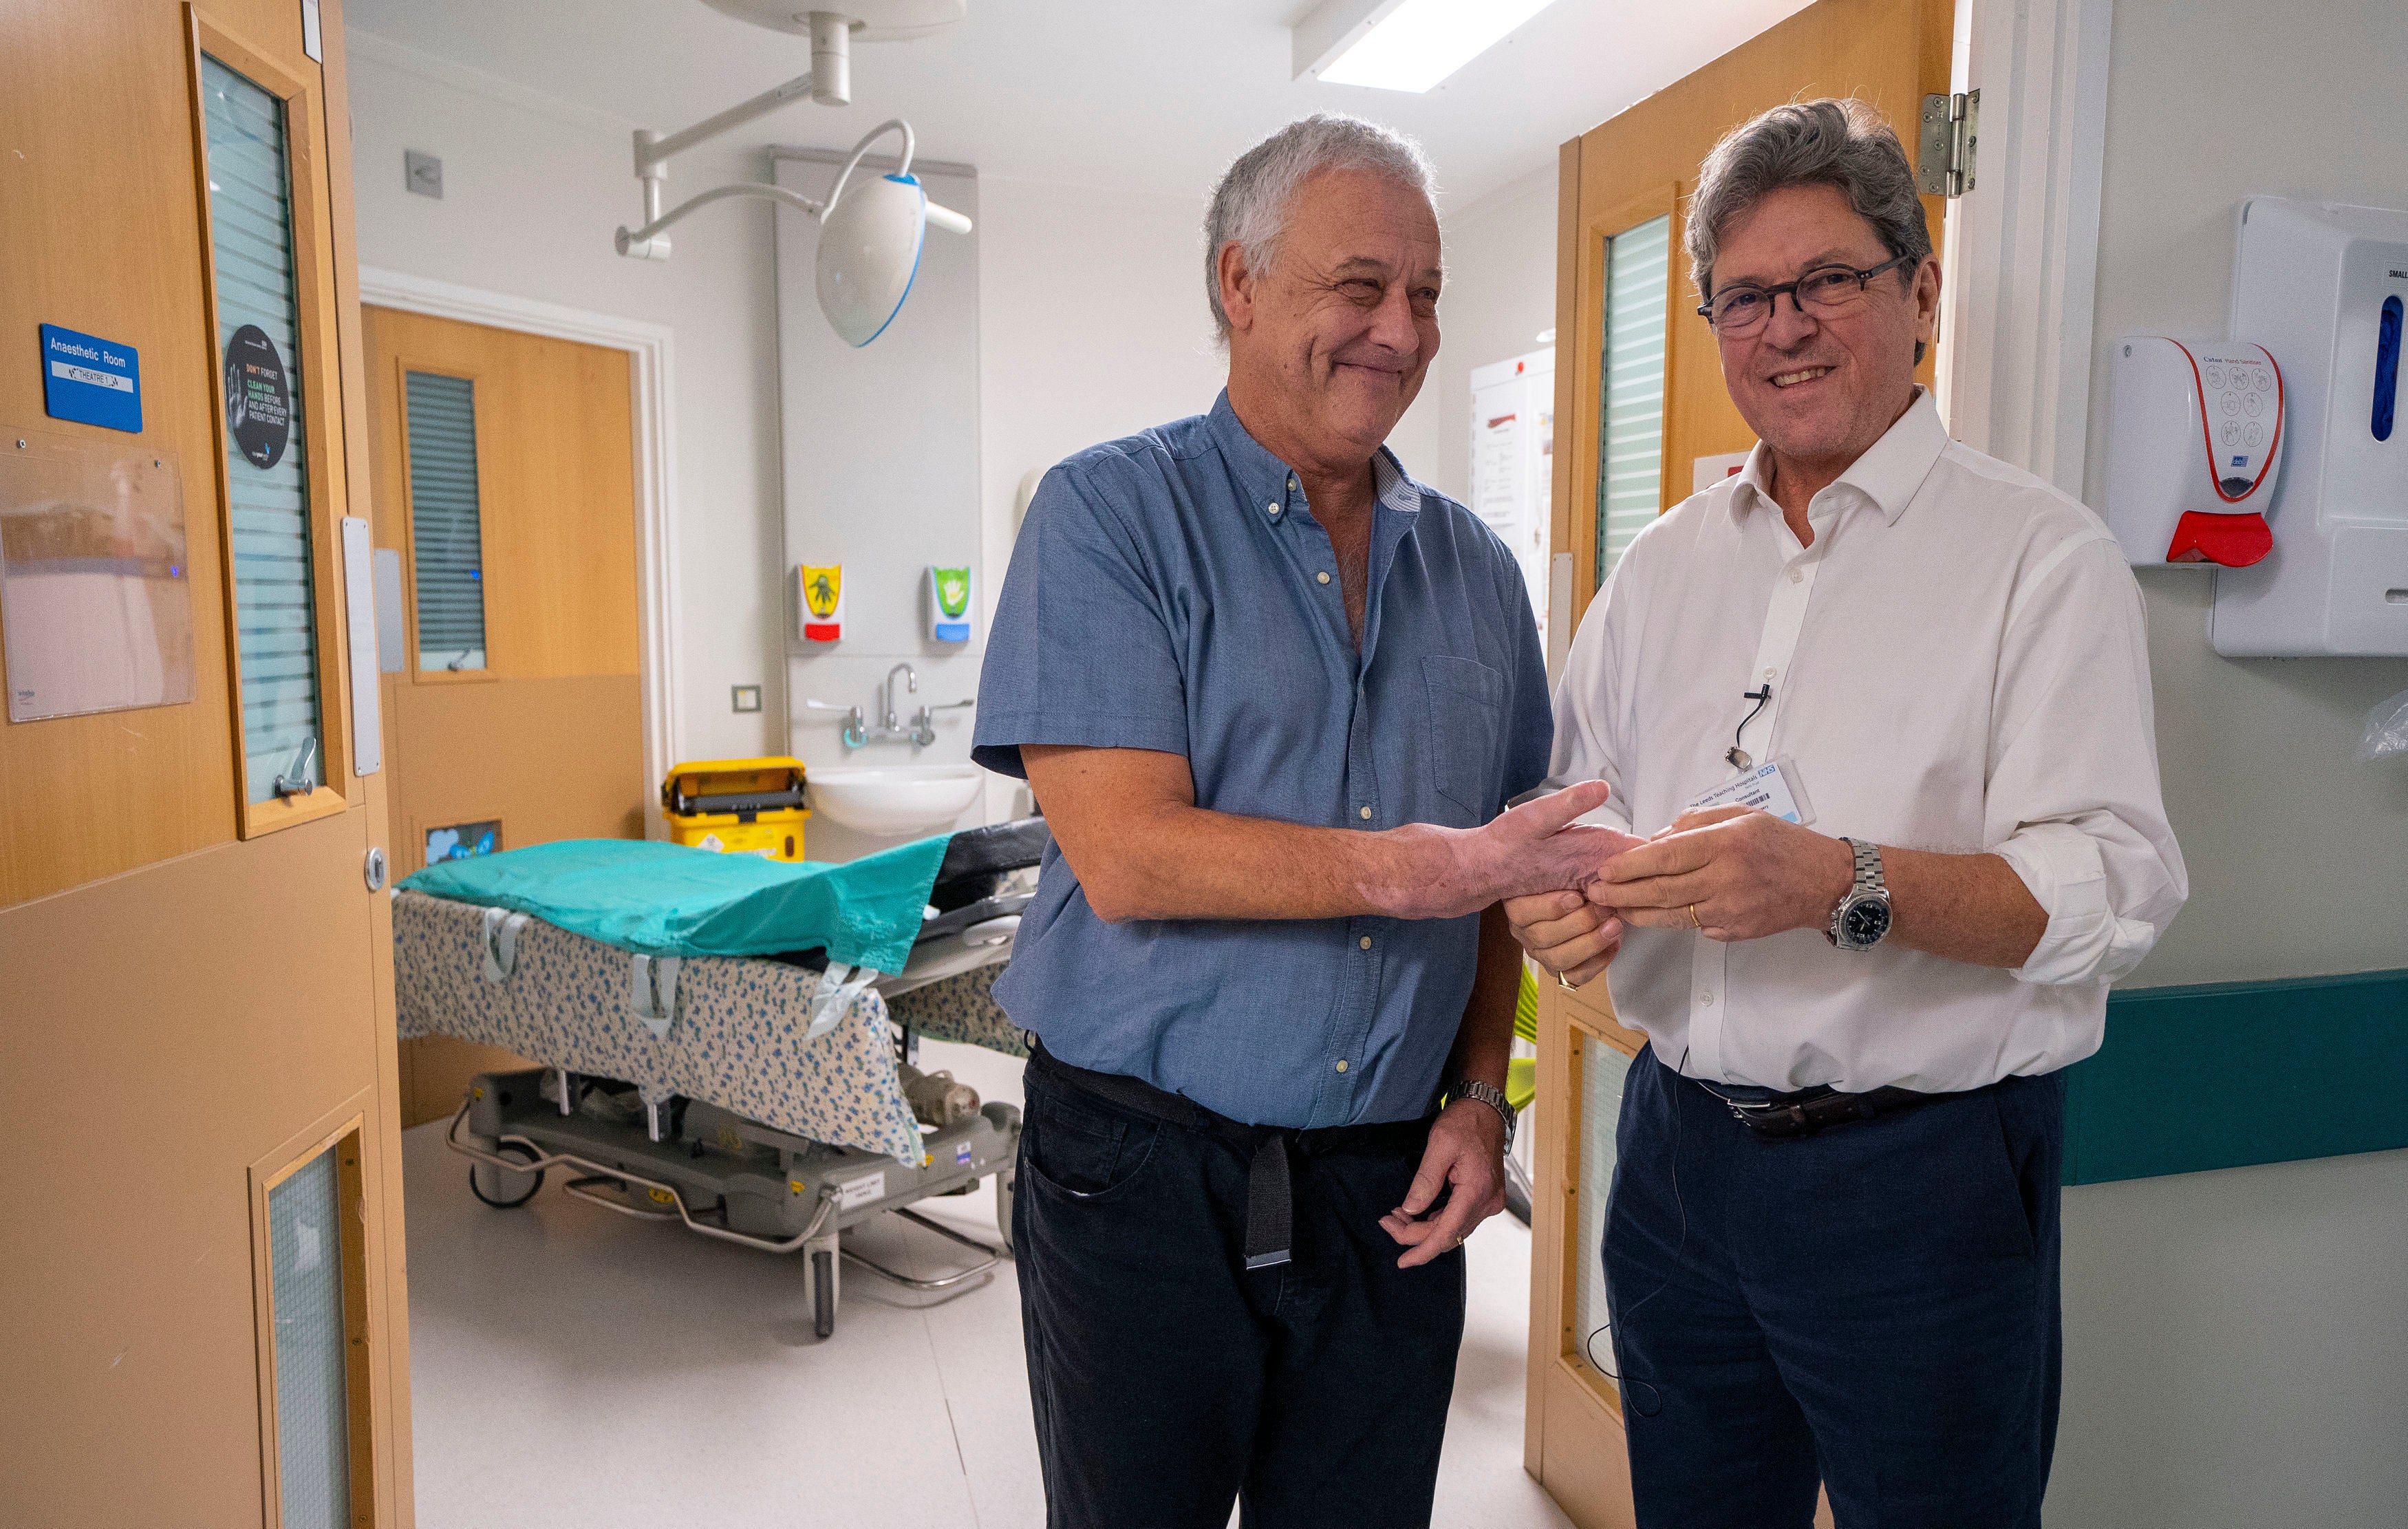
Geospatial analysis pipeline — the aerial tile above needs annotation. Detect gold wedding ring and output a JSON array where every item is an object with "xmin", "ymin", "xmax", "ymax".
[
  {"xmin": 1556, "ymin": 970, "xmax": 1579, "ymax": 992},
  {"xmin": 1688, "ymin": 904, "xmax": 1703, "ymax": 930}
]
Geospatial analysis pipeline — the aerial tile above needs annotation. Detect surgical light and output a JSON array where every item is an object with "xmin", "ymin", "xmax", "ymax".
[
  {"xmin": 612, "ymin": 5, "xmax": 972, "ymax": 348},
  {"xmin": 1293, "ymin": 0, "xmax": 1559, "ymax": 94}
]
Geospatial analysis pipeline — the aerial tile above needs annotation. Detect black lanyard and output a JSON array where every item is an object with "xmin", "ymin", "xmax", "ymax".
[{"xmin": 1726, "ymin": 683, "xmax": 1773, "ymax": 770}]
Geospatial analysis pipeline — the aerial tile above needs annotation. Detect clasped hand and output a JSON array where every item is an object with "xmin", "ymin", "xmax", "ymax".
[{"xmin": 1505, "ymin": 804, "xmax": 1854, "ymax": 983}]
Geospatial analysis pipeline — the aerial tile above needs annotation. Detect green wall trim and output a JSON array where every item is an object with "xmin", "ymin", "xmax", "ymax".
[{"xmin": 2064, "ymin": 968, "xmax": 2408, "ymax": 1186}]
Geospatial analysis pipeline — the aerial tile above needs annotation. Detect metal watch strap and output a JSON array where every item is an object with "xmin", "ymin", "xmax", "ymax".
[
  {"xmin": 1451, "ymin": 1078, "xmax": 1516, "ymax": 1152},
  {"xmin": 1848, "ymin": 836, "xmax": 1883, "ymax": 896},
  {"xmin": 1827, "ymin": 837, "xmax": 1889, "ymax": 949}
]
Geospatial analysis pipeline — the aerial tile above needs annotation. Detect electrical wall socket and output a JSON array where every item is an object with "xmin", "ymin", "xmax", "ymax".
[
  {"xmin": 731, "ymin": 685, "xmax": 763, "ymax": 714},
  {"xmin": 405, "ymin": 149, "xmax": 443, "ymax": 199}
]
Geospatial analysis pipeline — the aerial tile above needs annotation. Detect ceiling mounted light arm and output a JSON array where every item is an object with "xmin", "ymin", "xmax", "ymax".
[
  {"xmin": 616, "ymin": 181, "xmax": 828, "ymax": 257},
  {"xmin": 821, "ymin": 118, "xmax": 973, "ymax": 237},
  {"xmin": 615, "ymin": 10, "xmax": 854, "ymax": 260},
  {"xmin": 825, "ymin": 116, "xmax": 914, "ymax": 210}
]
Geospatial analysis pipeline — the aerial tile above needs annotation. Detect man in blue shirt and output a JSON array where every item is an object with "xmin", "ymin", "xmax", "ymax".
[{"xmin": 975, "ymin": 114, "xmax": 1631, "ymax": 1528}]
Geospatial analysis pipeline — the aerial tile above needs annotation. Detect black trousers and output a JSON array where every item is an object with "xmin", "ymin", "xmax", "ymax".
[
  {"xmin": 1606, "ymin": 1047, "xmax": 2064, "ymax": 1528},
  {"xmin": 1014, "ymin": 1049, "xmax": 1467, "ymax": 1529}
]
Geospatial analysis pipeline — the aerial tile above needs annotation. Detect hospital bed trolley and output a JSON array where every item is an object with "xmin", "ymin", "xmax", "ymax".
[{"xmin": 394, "ymin": 820, "xmax": 1047, "ymax": 1339}]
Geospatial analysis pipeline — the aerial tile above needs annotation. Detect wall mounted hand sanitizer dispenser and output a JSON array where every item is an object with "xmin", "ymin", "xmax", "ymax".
[
  {"xmin": 796, "ymin": 563, "xmax": 842, "ymax": 643},
  {"xmin": 926, "ymin": 565, "xmax": 972, "ymax": 643},
  {"xmin": 2211, "ymin": 196, "xmax": 2408, "ymax": 656},
  {"xmin": 2105, "ymin": 336, "xmax": 2284, "ymax": 567}
]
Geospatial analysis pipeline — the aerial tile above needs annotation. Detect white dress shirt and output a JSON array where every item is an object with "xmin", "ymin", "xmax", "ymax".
[{"xmin": 1552, "ymin": 389, "xmax": 2188, "ymax": 1093}]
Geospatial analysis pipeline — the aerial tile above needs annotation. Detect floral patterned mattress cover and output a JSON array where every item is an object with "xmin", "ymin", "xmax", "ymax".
[{"xmin": 394, "ymin": 889, "xmax": 1026, "ymax": 1165}]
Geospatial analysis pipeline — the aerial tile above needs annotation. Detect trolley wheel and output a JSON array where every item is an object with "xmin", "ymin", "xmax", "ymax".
[
  {"xmin": 1501, "ymin": 1153, "xmax": 1534, "ymax": 1227},
  {"xmin": 469, "ymin": 1141, "xmax": 545, "ymax": 1209},
  {"xmin": 811, "ymin": 1248, "xmax": 837, "ymax": 1339}
]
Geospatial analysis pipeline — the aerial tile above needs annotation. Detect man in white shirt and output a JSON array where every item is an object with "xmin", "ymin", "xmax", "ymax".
[{"xmin": 1509, "ymin": 98, "xmax": 2186, "ymax": 1526}]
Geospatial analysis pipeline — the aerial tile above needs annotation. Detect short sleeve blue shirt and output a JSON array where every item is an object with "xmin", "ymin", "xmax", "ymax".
[{"xmin": 973, "ymin": 392, "xmax": 1553, "ymax": 1129}]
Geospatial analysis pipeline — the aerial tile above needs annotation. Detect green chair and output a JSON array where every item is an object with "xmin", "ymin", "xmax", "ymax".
[{"xmin": 1502, "ymin": 965, "xmax": 1541, "ymax": 1223}]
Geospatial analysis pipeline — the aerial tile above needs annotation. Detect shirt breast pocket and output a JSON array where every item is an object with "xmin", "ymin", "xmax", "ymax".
[{"xmin": 1423, "ymin": 654, "xmax": 1506, "ymax": 823}]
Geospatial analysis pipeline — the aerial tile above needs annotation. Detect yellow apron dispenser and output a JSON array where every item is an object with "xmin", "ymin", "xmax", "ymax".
[{"xmin": 660, "ymin": 756, "xmax": 810, "ymax": 861}]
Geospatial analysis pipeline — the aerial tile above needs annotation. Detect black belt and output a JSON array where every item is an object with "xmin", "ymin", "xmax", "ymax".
[
  {"xmin": 1026, "ymin": 1040, "xmax": 1430, "ymax": 1272},
  {"xmin": 1701, "ymin": 1078, "xmax": 1994, "ymax": 1140}
]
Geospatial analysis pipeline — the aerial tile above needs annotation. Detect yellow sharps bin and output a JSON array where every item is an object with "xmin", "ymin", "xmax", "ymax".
[{"xmin": 660, "ymin": 757, "xmax": 810, "ymax": 861}]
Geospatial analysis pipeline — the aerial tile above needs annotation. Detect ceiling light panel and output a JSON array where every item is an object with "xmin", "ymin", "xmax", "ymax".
[{"xmin": 1293, "ymin": 0, "xmax": 1560, "ymax": 94}]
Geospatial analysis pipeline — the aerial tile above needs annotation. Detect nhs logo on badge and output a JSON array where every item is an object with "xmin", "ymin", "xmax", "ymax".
[
  {"xmin": 2230, "ymin": 455, "xmax": 2248, "ymax": 468},
  {"xmin": 40, "ymin": 324, "xmax": 142, "ymax": 434}
]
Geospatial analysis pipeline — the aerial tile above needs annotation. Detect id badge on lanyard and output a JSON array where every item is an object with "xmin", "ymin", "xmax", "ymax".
[{"xmin": 1682, "ymin": 756, "xmax": 1815, "ymax": 825}]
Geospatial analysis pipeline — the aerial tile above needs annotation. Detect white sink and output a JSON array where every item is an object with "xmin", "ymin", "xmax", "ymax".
[{"xmin": 808, "ymin": 764, "xmax": 984, "ymax": 839}]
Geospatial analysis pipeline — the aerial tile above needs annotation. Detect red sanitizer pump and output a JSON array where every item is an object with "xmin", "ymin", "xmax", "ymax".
[{"xmin": 2105, "ymin": 336, "xmax": 2284, "ymax": 567}]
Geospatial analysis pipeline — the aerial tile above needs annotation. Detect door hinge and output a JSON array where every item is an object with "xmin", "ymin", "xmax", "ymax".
[{"xmin": 1917, "ymin": 89, "xmax": 1979, "ymax": 197}]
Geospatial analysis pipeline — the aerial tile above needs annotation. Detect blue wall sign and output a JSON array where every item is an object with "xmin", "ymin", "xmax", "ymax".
[{"xmin": 40, "ymin": 324, "xmax": 142, "ymax": 434}]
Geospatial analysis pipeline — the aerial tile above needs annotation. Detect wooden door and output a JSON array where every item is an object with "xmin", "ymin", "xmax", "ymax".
[
  {"xmin": 360, "ymin": 306, "xmax": 647, "ymax": 1126},
  {"xmin": 0, "ymin": 3, "xmax": 413, "ymax": 1526},
  {"xmin": 1529, "ymin": 1, "xmax": 1953, "ymax": 1522}
]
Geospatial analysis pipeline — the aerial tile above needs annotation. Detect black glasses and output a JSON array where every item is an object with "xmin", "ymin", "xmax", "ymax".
[{"xmin": 1697, "ymin": 253, "xmax": 1916, "ymax": 336}]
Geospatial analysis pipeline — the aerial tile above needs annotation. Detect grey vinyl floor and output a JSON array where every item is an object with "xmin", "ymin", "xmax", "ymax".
[{"xmin": 403, "ymin": 1038, "xmax": 1576, "ymax": 1528}]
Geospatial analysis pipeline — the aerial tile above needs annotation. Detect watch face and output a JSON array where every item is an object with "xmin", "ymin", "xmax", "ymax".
[{"xmin": 1840, "ymin": 896, "xmax": 1892, "ymax": 948}]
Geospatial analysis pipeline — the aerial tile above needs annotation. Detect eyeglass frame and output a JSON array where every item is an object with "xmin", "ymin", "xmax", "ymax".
[{"xmin": 1695, "ymin": 252, "xmax": 1919, "ymax": 336}]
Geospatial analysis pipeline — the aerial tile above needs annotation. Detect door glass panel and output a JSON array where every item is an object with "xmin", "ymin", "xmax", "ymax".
[
  {"xmin": 403, "ymin": 372, "xmax": 488, "ymax": 672},
  {"xmin": 1595, "ymin": 215, "xmax": 1670, "ymax": 586},
  {"xmin": 1572, "ymin": 1036, "xmax": 1633, "ymax": 1398},
  {"xmin": 268, "ymin": 1148, "xmax": 352, "ymax": 1529},
  {"xmin": 200, "ymin": 55, "xmax": 323, "ymax": 802}
]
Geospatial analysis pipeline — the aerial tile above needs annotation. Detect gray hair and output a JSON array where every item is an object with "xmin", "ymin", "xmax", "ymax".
[
  {"xmin": 1203, "ymin": 113, "xmax": 1439, "ymax": 342},
  {"xmin": 1686, "ymin": 98, "xmax": 1931, "ymax": 352}
]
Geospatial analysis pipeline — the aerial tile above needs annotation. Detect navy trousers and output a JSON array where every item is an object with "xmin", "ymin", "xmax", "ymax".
[
  {"xmin": 1014, "ymin": 1053, "xmax": 1466, "ymax": 1529},
  {"xmin": 1604, "ymin": 1047, "xmax": 2063, "ymax": 1528}
]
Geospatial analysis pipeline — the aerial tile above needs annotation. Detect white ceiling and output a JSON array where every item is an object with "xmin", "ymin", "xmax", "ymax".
[{"xmin": 347, "ymin": 0, "xmax": 1812, "ymax": 214}]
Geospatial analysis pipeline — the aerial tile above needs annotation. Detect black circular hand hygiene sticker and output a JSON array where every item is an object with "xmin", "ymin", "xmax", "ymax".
[{"xmin": 222, "ymin": 323, "xmax": 291, "ymax": 469}]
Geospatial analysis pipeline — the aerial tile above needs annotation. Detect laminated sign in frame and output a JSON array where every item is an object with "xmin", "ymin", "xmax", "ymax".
[{"xmin": 39, "ymin": 324, "xmax": 142, "ymax": 434}]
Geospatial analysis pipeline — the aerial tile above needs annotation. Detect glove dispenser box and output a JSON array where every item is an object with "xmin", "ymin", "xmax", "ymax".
[
  {"xmin": 2211, "ymin": 196, "xmax": 2408, "ymax": 656},
  {"xmin": 2105, "ymin": 336, "xmax": 2283, "ymax": 568}
]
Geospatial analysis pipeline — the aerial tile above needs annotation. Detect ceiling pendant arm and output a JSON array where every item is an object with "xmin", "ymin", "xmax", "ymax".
[
  {"xmin": 822, "ymin": 118, "xmax": 916, "ymax": 216},
  {"xmin": 617, "ymin": 12, "xmax": 855, "ymax": 260},
  {"xmin": 638, "ymin": 67, "xmax": 823, "ymax": 179},
  {"xmin": 616, "ymin": 181, "xmax": 828, "ymax": 256}
]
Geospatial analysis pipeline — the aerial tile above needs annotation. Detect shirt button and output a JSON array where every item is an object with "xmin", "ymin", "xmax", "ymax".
[
  {"xmin": 1335, "ymin": 1058, "xmax": 1348, "ymax": 1073},
  {"xmin": 1358, "ymin": 805, "xmax": 1373, "ymax": 820},
  {"xmin": 1267, "ymin": 502, "xmax": 1281, "ymax": 517},
  {"xmin": 1359, "ymin": 935, "xmax": 1373, "ymax": 950},
  {"xmin": 1698, "ymin": 991, "xmax": 1714, "ymax": 1006},
  {"xmin": 1289, "ymin": 478, "xmax": 1299, "ymax": 491},
  {"xmin": 1789, "ymin": 568, "xmax": 1803, "ymax": 584},
  {"xmin": 1763, "ymin": 667, "xmax": 1776, "ymax": 681},
  {"xmin": 1317, "ymin": 571, "xmax": 1331, "ymax": 585}
]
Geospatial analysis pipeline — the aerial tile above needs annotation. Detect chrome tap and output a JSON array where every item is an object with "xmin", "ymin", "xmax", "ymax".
[{"xmin": 802, "ymin": 663, "xmax": 975, "ymax": 749}]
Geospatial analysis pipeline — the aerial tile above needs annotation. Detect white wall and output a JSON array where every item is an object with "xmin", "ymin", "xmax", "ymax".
[
  {"xmin": 972, "ymin": 175, "xmax": 1232, "ymax": 819},
  {"xmin": 777, "ymin": 158, "xmax": 987, "ymax": 862},
  {"xmin": 2047, "ymin": 2, "xmax": 2408, "ymax": 1523},
  {"xmin": 1410, "ymin": 163, "xmax": 1563, "ymax": 509},
  {"xmin": 347, "ymin": 36, "xmax": 786, "ymax": 769}
]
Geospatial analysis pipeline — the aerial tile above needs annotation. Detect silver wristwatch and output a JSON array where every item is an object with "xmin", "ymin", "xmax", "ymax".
[
  {"xmin": 1826, "ymin": 837, "xmax": 1893, "ymax": 952},
  {"xmin": 1450, "ymin": 1078, "xmax": 1516, "ymax": 1152}
]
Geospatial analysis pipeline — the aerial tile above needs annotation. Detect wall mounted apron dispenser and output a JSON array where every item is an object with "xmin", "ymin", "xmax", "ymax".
[{"xmin": 2211, "ymin": 197, "xmax": 2408, "ymax": 657}]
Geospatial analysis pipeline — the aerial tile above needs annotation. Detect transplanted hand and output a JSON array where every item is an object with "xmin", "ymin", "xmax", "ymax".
[
  {"xmin": 1378, "ymin": 780, "xmax": 1644, "ymax": 920},
  {"xmin": 1587, "ymin": 805, "xmax": 1852, "ymax": 941}
]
